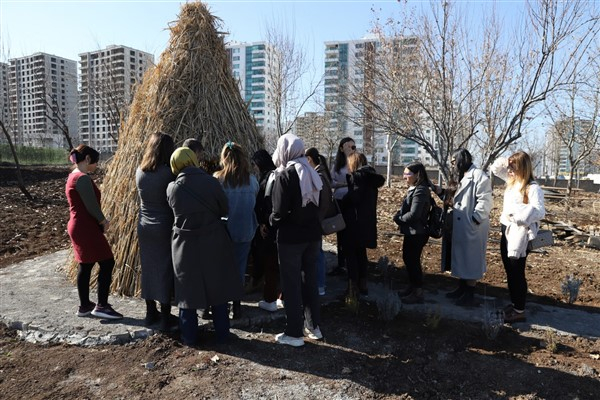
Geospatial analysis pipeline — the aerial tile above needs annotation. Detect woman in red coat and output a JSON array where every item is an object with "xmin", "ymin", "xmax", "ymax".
[{"xmin": 66, "ymin": 145, "xmax": 122, "ymax": 320}]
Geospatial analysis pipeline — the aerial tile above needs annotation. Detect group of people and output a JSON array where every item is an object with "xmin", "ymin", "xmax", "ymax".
[
  {"xmin": 65, "ymin": 135, "xmax": 544, "ymax": 348},
  {"xmin": 393, "ymin": 148, "xmax": 545, "ymax": 323}
]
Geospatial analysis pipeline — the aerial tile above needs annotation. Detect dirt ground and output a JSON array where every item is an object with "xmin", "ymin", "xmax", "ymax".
[{"xmin": 1, "ymin": 164, "xmax": 600, "ymax": 399}]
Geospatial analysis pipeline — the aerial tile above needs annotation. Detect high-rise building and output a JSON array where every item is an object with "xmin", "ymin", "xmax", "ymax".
[
  {"xmin": 323, "ymin": 37, "xmax": 434, "ymax": 166},
  {"xmin": 8, "ymin": 53, "xmax": 78, "ymax": 148},
  {"xmin": 79, "ymin": 45, "xmax": 153, "ymax": 154},
  {"xmin": 226, "ymin": 41, "xmax": 277, "ymax": 143},
  {"xmin": 0, "ymin": 62, "xmax": 9, "ymax": 133}
]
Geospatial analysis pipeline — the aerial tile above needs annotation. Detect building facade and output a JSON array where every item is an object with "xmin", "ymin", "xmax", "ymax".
[
  {"xmin": 225, "ymin": 41, "xmax": 277, "ymax": 145},
  {"xmin": 79, "ymin": 45, "xmax": 153, "ymax": 154},
  {"xmin": 0, "ymin": 62, "xmax": 9, "ymax": 139},
  {"xmin": 8, "ymin": 53, "xmax": 78, "ymax": 148},
  {"xmin": 323, "ymin": 38, "xmax": 434, "ymax": 167}
]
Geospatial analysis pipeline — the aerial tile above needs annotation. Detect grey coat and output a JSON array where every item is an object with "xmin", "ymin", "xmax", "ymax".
[
  {"xmin": 136, "ymin": 165, "xmax": 175, "ymax": 304},
  {"xmin": 449, "ymin": 165, "xmax": 493, "ymax": 280},
  {"xmin": 167, "ymin": 166, "xmax": 243, "ymax": 309}
]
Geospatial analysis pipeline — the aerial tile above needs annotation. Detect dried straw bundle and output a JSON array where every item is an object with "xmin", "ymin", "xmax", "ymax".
[{"xmin": 68, "ymin": 1, "xmax": 263, "ymax": 296}]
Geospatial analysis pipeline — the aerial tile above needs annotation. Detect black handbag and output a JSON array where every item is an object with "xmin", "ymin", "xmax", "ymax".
[{"xmin": 321, "ymin": 201, "xmax": 345, "ymax": 235}]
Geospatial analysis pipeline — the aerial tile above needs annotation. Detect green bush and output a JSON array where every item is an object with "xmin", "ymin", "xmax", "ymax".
[{"xmin": 0, "ymin": 144, "xmax": 68, "ymax": 165}]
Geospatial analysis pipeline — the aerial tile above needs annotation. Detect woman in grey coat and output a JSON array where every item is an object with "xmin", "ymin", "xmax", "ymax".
[
  {"xmin": 167, "ymin": 147, "xmax": 243, "ymax": 346},
  {"xmin": 435, "ymin": 149, "xmax": 493, "ymax": 307},
  {"xmin": 136, "ymin": 132, "xmax": 176, "ymax": 331}
]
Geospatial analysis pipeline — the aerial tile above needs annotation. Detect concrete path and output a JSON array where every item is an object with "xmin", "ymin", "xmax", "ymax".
[{"xmin": 1, "ymin": 244, "xmax": 598, "ymax": 346}]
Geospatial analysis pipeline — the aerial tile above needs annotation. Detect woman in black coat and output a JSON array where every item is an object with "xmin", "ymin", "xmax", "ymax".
[
  {"xmin": 343, "ymin": 153, "xmax": 385, "ymax": 297},
  {"xmin": 393, "ymin": 162, "xmax": 432, "ymax": 304}
]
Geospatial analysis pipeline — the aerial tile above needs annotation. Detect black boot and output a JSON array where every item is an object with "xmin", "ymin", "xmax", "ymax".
[
  {"xmin": 446, "ymin": 280, "xmax": 466, "ymax": 299},
  {"xmin": 232, "ymin": 301, "xmax": 242, "ymax": 319},
  {"xmin": 455, "ymin": 285, "xmax": 480, "ymax": 307},
  {"xmin": 159, "ymin": 303, "xmax": 178, "ymax": 332},
  {"xmin": 144, "ymin": 300, "xmax": 159, "ymax": 326}
]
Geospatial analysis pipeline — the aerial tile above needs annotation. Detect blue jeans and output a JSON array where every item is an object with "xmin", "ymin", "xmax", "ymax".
[
  {"xmin": 180, "ymin": 304, "xmax": 230, "ymax": 346},
  {"xmin": 233, "ymin": 241, "xmax": 252, "ymax": 285}
]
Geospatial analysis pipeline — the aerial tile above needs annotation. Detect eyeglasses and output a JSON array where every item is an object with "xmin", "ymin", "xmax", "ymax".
[{"xmin": 351, "ymin": 145, "xmax": 356, "ymax": 150}]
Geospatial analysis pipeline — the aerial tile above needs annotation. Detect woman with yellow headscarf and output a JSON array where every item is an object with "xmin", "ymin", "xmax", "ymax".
[{"xmin": 167, "ymin": 146, "xmax": 243, "ymax": 346}]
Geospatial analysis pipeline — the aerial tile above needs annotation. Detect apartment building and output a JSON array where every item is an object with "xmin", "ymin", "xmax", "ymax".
[
  {"xmin": 0, "ymin": 62, "xmax": 9, "ymax": 132},
  {"xmin": 8, "ymin": 53, "xmax": 78, "ymax": 148},
  {"xmin": 79, "ymin": 45, "xmax": 153, "ymax": 154},
  {"xmin": 547, "ymin": 118, "xmax": 599, "ymax": 178},
  {"xmin": 323, "ymin": 37, "xmax": 435, "ymax": 166},
  {"xmin": 225, "ymin": 41, "xmax": 277, "ymax": 143}
]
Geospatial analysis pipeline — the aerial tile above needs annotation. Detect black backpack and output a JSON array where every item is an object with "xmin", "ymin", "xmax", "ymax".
[{"xmin": 427, "ymin": 196, "xmax": 445, "ymax": 239}]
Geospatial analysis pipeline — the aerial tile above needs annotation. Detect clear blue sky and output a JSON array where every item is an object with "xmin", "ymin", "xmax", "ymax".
[{"xmin": 0, "ymin": 1, "xmax": 408, "ymax": 63}]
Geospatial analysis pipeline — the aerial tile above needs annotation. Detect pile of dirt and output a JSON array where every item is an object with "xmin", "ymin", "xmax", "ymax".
[{"xmin": 1, "ymin": 164, "xmax": 600, "ymax": 399}]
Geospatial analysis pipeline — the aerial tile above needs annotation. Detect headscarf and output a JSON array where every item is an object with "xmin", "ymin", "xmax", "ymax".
[
  {"xmin": 170, "ymin": 147, "xmax": 198, "ymax": 175},
  {"xmin": 272, "ymin": 133, "xmax": 322, "ymax": 207}
]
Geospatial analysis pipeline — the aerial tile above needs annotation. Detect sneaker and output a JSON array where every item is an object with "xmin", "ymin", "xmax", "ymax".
[
  {"xmin": 76, "ymin": 301, "xmax": 96, "ymax": 317},
  {"xmin": 504, "ymin": 308, "xmax": 526, "ymax": 323},
  {"xmin": 304, "ymin": 325, "xmax": 323, "ymax": 340},
  {"xmin": 258, "ymin": 300, "xmax": 278, "ymax": 312},
  {"xmin": 318, "ymin": 287, "xmax": 326, "ymax": 296},
  {"xmin": 91, "ymin": 304, "xmax": 123, "ymax": 320},
  {"xmin": 276, "ymin": 299, "xmax": 285, "ymax": 309},
  {"xmin": 275, "ymin": 333, "xmax": 304, "ymax": 347}
]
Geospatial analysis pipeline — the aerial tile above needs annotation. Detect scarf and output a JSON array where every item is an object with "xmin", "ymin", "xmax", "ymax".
[{"xmin": 272, "ymin": 133, "xmax": 322, "ymax": 207}]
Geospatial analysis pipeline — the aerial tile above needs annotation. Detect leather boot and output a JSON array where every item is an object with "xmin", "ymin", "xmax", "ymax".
[
  {"xmin": 232, "ymin": 300, "xmax": 242, "ymax": 319},
  {"xmin": 159, "ymin": 303, "xmax": 178, "ymax": 332},
  {"xmin": 455, "ymin": 285, "xmax": 480, "ymax": 307},
  {"xmin": 144, "ymin": 300, "xmax": 159, "ymax": 326},
  {"xmin": 446, "ymin": 279, "xmax": 466, "ymax": 299},
  {"xmin": 401, "ymin": 287, "xmax": 424, "ymax": 304}
]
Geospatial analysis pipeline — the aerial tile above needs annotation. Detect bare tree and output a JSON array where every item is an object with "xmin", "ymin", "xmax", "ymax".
[
  {"xmin": 264, "ymin": 20, "xmax": 322, "ymax": 140},
  {"xmin": 0, "ymin": 119, "xmax": 33, "ymax": 200},
  {"xmin": 348, "ymin": 0, "xmax": 599, "ymax": 182},
  {"xmin": 545, "ymin": 73, "xmax": 600, "ymax": 195}
]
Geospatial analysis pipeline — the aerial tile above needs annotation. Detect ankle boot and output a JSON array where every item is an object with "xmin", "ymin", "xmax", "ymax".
[
  {"xmin": 144, "ymin": 300, "xmax": 159, "ymax": 326},
  {"xmin": 446, "ymin": 280, "xmax": 466, "ymax": 299},
  {"xmin": 358, "ymin": 278, "xmax": 368, "ymax": 296},
  {"xmin": 159, "ymin": 303, "xmax": 177, "ymax": 332},
  {"xmin": 232, "ymin": 301, "xmax": 242, "ymax": 319},
  {"xmin": 455, "ymin": 285, "xmax": 479, "ymax": 307},
  {"xmin": 401, "ymin": 288, "xmax": 424, "ymax": 304}
]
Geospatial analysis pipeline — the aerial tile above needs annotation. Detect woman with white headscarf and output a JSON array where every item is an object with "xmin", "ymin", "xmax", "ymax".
[{"xmin": 269, "ymin": 133, "xmax": 323, "ymax": 347}]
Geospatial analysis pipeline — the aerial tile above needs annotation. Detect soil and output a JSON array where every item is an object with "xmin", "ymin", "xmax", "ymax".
[{"xmin": 1, "ymin": 164, "xmax": 600, "ymax": 399}]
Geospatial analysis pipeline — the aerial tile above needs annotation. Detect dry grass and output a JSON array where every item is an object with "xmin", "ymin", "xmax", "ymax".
[{"xmin": 68, "ymin": 1, "xmax": 263, "ymax": 295}]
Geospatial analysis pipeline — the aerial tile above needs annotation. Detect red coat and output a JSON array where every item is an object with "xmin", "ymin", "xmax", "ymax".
[{"xmin": 65, "ymin": 171, "xmax": 113, "ymax": 263}]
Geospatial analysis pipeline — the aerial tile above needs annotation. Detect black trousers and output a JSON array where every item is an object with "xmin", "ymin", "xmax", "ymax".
[
  {"xmin": 77, "ymin": 258, "xmax": 115, "ymax": 306},
  {"xmin": 402, "ymin": 234, "xmax": 429, "ymax": 288},
  {"xmin": 500, "ymin": 225, "xmax": 528, "ymax": 310}
]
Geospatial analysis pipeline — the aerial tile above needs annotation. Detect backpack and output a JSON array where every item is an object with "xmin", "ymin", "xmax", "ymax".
[{"xmin": 427, "ymin": 196, "xmax": 445, "ymax": 239}]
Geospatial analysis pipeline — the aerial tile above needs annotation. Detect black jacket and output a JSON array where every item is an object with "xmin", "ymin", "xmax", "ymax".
[
  {"xmin": 394, "ymin": 184, "xmax": 431, "ymax": 235},
  {"xmin": 269, "ymin": 165, "xmax": 321, "ymax": 244},
  {"xmin": 343, "ymin": 165, "xmax": 385, "ymax": 248}
]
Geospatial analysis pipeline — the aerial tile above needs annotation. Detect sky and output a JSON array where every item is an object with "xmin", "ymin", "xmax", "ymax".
[{"xmin": 0, "ymin": 0, "xmax": 407, "ymax": 65}]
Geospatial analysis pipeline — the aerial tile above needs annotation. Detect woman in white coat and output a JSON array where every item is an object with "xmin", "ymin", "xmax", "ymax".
[
  {"xmin": 435, "ymin": 149, "xmax": 493, "ymax": 307},
  {"xmin": 490, "ymin": 151, "xmax": 545, "ymax": 323}
]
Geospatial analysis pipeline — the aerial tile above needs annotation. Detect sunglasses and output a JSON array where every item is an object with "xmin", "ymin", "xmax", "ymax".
[{"xmin": 403, "ymin": 172, "xmax": 414, "ymax": 177}]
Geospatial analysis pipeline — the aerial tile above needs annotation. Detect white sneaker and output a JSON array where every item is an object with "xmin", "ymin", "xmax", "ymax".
[
  {"xmin": 258, "ymin": 300, "xmax": 277, "ymax": 312},
  {"xmin": 276, "ymin": 299, "xmax": 284, "ymax": 308},
  {"xmin": 275, "ymin": 333, "xmax": 304, "ymax": 347},
  {"xmin": 318, "ymin": 287, "xmax": 326, "ymax": 296},
  {"xmin": 304, "ymin": 325, "xmax": 323, "ymax": 340}
]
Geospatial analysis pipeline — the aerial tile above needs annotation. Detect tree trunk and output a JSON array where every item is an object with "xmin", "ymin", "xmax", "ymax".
[
  {"xmin": 386, "ymin": 134, "xmax": 393, "ymax": 188},
  {"xmin": 0, "ymin": 120, "xmax": 33, "ymax": 201}
]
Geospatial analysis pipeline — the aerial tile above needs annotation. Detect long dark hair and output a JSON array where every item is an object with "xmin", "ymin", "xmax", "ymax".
[
  {"xmin": 333, "ymin": 137, "xmax": 354, "ymax": 173},
  {"xmin": 140, "ymin": 132, "xmax": 175, "ymax": 172},
  {"xmin": 252, "ymin": 149, "xmax": 276, "ymax": 175},
  {"xmin": 452, "ymin": 148, "xmax": 473, "ymax": 181},
  {"xmin": 69, "ymin": 144, "xmax": 99, "ymax": 165},
  {"xmin": 405, "ymin": 161, "xmax": 432, "ymax": 187}
]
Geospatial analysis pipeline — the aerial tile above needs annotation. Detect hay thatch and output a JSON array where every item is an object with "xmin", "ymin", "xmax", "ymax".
[{"xmin": 68, "ymin": 1, "xmax": 263, "ymax": 296}]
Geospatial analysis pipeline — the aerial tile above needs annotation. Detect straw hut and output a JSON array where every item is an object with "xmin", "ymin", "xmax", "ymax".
[{"xmin": 69, "ymin": 2, "xmax": 263, "ymax": 295}]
